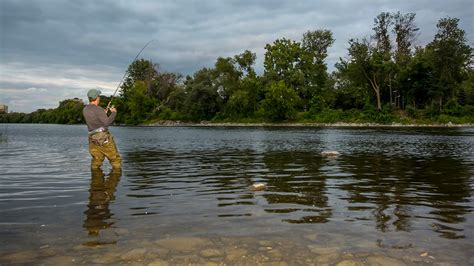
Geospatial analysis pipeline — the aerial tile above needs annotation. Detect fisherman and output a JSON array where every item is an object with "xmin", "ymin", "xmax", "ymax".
[{"xmin": 83, "ymin": 89, "xmax": 121, "ymax": 169}]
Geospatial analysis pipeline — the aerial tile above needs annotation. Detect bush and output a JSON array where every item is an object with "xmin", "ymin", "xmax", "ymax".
[
  {"xmin": 157, "ymin": 106, "xmax": 183, "ymax": 121},
  {"xmin": 424, "ymin": 103, "xmax": 441, "ymax": 117},
  {"xmin": 261, "ymin": 81, "xmax": 300, "ymax": 121},
  {"xmin": 443, "ymin": 99, "xmax": 463, "ymax": 116},
  {"xmin": 405, "ymin": 105, "xmax": 418, "ymax": 118},
  {"xmin": 225, "ymin": 90, "xmax": 254, "ymax": 118},
  {"xmin": 359, "ymin": 105, "xmax": 396, "ymax": 124},
  {"xmin": 312, "ymin": 108, "xmax": 344, "ymax": 123},
  {"xmin": 373, "ymin": 111, "xmax": 395, "ymax": 124},
  {"xmin": 437, "ymin": 114, "xmax": 457, "ymax": 124},
  {"xmin": 462, "ymin": 105, "xmax": 474, "ymax": 116},
  {"xmin": 308, "ymin": 95, "xmax": 327, "ymax": 114}
]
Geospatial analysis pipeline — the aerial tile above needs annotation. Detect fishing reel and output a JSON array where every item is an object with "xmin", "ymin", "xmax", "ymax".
[{"xmin": 105, "ymin": 105, "xmax": 116, "ymax": 113}]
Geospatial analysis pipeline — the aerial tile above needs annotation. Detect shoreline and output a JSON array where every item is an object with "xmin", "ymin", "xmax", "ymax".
[
  {"xmin": 1, "ymin": 122, "xmax": 473, "ymax": 128},
  {"xmin": 144, "ymin": 121, "xmax": 474, "ymax": 128}
]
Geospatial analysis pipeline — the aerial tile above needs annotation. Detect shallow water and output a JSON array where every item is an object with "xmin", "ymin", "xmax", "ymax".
[{"xmin": 0, "ymin": 124, "xmax": 473, "ymax": 264}]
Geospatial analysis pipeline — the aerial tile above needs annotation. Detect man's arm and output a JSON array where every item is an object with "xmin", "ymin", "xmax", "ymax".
[
  {"xmin": 107, "ymin": 107, "xmax": 117, "ymax": 125},
  {"xmin": 95, "ymin": 106, "xmax": 116, "ymax": 127}
]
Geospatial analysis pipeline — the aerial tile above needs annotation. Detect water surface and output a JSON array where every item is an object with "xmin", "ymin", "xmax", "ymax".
[{"xmin": 0, "ymin": 124, "xmax": 473, "ymax": 264}]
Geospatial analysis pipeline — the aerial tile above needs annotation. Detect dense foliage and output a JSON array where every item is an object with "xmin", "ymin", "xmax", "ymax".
[{"xmin": 2, "ymin": 13, "xmax": 473, "ymax": 125}]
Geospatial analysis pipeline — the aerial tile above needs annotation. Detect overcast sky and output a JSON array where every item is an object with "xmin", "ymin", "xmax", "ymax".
[{"xmin": 1, "ymin": 0, "xmax": 472, "ymax": 112}]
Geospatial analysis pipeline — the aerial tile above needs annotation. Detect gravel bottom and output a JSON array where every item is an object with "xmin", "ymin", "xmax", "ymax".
[{"xmin": 1, "ymin": 235, "xmax": 472, "ymax": 265}]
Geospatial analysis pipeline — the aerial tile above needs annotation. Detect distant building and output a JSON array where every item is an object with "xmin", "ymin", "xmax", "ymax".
[{"xmin": 0, "ymin": 104, "xmax": 8, "ymax": 114}]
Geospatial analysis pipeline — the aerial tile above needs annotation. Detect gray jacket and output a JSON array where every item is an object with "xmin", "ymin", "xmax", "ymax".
[{"xmin": 83, "ymin": 104, "xmax": 116, "ymax": 132}]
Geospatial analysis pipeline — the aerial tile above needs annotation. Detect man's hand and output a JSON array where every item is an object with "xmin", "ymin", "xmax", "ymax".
[{"xmin": 109, "ymin": 106, "xmax": 117, "ymax": 113}]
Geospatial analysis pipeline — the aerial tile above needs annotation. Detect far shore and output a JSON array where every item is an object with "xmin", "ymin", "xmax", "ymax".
[
  {"xmin": 1, "ymin": 122, "xmax": 473, "ymax": 128},
  {"xmin": 143, "ymin": 121, "xmax": 474, "ymax": 128}
]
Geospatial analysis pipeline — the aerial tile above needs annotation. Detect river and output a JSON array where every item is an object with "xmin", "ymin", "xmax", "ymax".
[{"xmin": 0, "ymin": 124, "xmax": 473, "ymax": 264}]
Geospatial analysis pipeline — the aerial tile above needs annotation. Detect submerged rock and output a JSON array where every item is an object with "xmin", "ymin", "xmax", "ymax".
[
  {"xmin": 336, "ymin": 259, "xmax": 364, "ymax": 266},
  {"xmin": 308, "ymin": 245, "xmax": 340, "ymax": 254},
  {"xmin": 148, "ymin": 259, "xmax": 170, "ymax": 266},
  {"xmin": 225, "ymin": 248, "xmax": 248, "ymax": 261},
  {"xmin": 92, "ymin": 254, "xmax": 118, "ymax": 264},
  {"xmin": 267, "ymin": 248, "xmax": 283, "ymax": 258},
  {"xmin": 258, "ymin": 240, "xmax": 273, "ymax": 246},
  {"xmin": 314, "ymin": 252, "xmax": 340, "ymax": 264},
  {"xmin": 155, "ymin": 237, "xmax": 213, "ymax": 252},
  {"xmin": 365, "ymin": 256, "xmax": 406, "ymax": 266},
  {"xmin": 304, "ymin": 233, "xmax": 318, "ymax": 241},
  {"xmin": 199, "ymin": 248, "xmax": 223, "ymax": 258},
  {"xmin": 202, "ymin": 262, "xmax": 221, "ymax": 266},
  {"xmin": 0, "ymin": 250, "xmax": 38, "ymax": 263},
  {"xmin": 120, "ymin": 248, "xmax": 147, "ymax": 260},
  {"xmin": 249, "ymin": 183, "xmax": 266, "ymax": 191},
  {"xmin": 321, "ymin": 150, "xmax": 340, "ymax": 157},
  {"xmin": 41, "ymin": 256, "xmax": 77, "ymax": 266}
]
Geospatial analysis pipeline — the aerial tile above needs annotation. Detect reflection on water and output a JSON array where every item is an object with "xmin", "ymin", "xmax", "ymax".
[
  {"xmin": 123, "ymin": 145, "xmax": 473, "ymax": 239},
  {"xmin": 83, "ymin": 169, "xmax": 121, "ymax": 242},
  {"xmin": 0, "ymin": 131, "xmax": 6, "ymax": 144},
  {"xmin": 338, "ymin": 154, "xmax": 472, "ymax": 239},
  {"xmin": 0, "ymin": 125, "xmax": 473, "ymax": 264},
  {"xmin": 262, "ymin": 151, "xmax": 332, "ymax": 224}
]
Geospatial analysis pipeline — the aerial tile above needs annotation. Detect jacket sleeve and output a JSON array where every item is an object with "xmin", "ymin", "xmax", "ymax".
[
  {"xmin": 107, "ymin": 111, "xmax": 117, "ymax": 126},
  {"xmin": 96, "ymin": 107, "xmax": 116, "ymax": 127}
]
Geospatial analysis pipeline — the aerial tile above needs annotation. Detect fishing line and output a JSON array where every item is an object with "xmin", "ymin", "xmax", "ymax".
[{"xmin": 106, "ymin": 39, "xmax": 155, "ymax": 110}]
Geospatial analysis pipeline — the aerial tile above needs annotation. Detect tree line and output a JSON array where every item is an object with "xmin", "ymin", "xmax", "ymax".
[{"xmin": 2, "ymin": 12, "xmax": 473, "ymax": 125}]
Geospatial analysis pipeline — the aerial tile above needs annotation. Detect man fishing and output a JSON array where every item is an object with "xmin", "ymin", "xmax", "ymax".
[{"xmin": 83, "ymin": 89, "xmax": 122, "ymax": 169}]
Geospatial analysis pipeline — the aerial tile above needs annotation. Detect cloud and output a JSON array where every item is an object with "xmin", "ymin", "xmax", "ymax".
[
  {"xmin": 1, "ymin": 0, "xmax": 473, "ymax": 112},
  {"xmin": 0, "ymin": 62, "xmax": 121, "ymax": 112}
]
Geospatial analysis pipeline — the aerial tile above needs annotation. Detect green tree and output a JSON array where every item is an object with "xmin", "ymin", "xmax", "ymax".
[
  {"xmin": 372, "ymin": 12, "xmax": 396, "ymax": 110},
  {"xmin": 213, "ymin": 56, "xmax": 242, "ymax": 102},
  {"xmin": 393, "ymin": 12, "xmax": 419, "ymax": 65},
  {"xmin": 224, "ymin": 74, "xmax": 262, "ymax": 119},
  {"xmin": 234, "ymin": 50, "xmax": 257, "ymax": 77},
  {"xmin": 464, "ymin": 69, "xmax": 474, "ymax": 105},
  {"xmin": 117, "ymin": 59, "xmax": 158, "ymax": 122},
  {"xmin": 338, "ymin": 12, "xmax": 420, "ymax": 111},
  {"xmin": 264, "ymin": 38, "xmax": 304, "ymax": 90},
  {"xmin": 121, "ymin": 59, "xmax": 158, "ymax": 98},
  {"xmin": 261, "ymin": 81, "xmax": 300, "ymax": 121},
  {"xmin": 458, "ymin": 89, "xmax": 466, "ymax": 106},
  {"xmin": 166, "ymin": 86, "xmax": 187, "ymax": 113},
  {"xmin": 300, "ymin": 29, "xmax": 335, "ymax": 109},
  {"xmin": 392, "ymin": 12, "xmax": 419, "ymax": 107},
  {"xmin": 332, "ymin": 65, "xmax": 368, "ymax": 110},
  {"xmin": 184, "ymin": 68, "xmax": 222, "ymax": 121},
  {"xmin": 154, "ymin": 72, "xmax": 183, "ymax": 102},
  {"xmin": 125, "ymin": 81, "xmax": 159, "ymax": 125},
  {"xmin": 401, "ymin": 47, "xmax": 435, "ymax": 108},
  {"xmin": 340, "ymin": 39, "xmax": 386, "ymax": 111},
  {"xmin": 427, "ymin": 17, "xmax": 473, "ymax": 109},
  {"xmin": 372, "ymin": 12, "xmax": 393, "ymax": 56},
  {"xmin": 52, "ymin": 99, "xmax": 85, "ymax": 124},
  {"xmin": 226, "ymin": 90, "xmax": 252, "ymax": 118}
]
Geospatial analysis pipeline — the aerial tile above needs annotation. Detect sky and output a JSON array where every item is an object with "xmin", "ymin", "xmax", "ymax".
[{"xmin": 1, "ymin": 0, "xmax": 473, "ymax": 112}]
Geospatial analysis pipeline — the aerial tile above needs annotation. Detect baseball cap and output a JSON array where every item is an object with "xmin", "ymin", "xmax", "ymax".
[{"xmin": 87, "ymin": 89, "xmax": 101, "ymax": 99}]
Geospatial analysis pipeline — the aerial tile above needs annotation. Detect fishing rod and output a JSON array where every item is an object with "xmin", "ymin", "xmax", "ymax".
[{"xmin": 106, "ymin": 39, "xmax": 154, "ymax": 111}]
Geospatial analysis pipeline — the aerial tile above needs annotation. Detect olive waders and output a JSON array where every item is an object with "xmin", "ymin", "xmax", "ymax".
[{"xmin": 88, "ymin": 129, "xmax": 122, "ymax": 169}]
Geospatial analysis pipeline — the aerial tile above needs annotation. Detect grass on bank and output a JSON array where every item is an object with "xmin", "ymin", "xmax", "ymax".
[{"xmin": 146, "ymin": 104, "xmax": 474, "ymax": 125}]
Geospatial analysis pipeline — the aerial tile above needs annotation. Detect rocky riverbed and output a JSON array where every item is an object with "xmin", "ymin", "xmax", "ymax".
[{"xmin": 1, "ymin": 235, "xmax": 471, "ymax": 265}]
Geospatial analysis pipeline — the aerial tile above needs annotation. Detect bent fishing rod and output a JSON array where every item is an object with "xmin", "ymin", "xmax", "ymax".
[{"xmin": 106, "ymin": 39, "xmax": 154, "ymax": 111}]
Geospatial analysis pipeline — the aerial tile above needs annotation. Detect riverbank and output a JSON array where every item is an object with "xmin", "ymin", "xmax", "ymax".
[{"xmin": 145, "ymin": 120, "xmax": 474, "ymax": 128}]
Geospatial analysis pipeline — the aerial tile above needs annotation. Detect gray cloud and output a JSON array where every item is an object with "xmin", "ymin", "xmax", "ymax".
[{"xmin": 1, "ymin": 0, "xmax": 472, "ymax": 112}]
